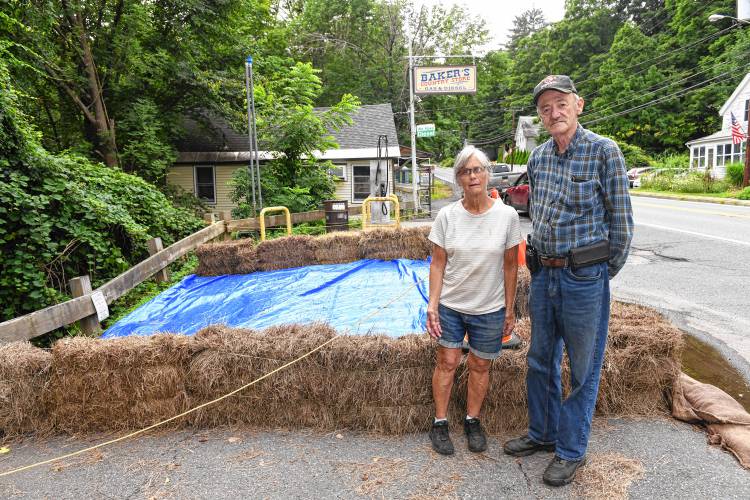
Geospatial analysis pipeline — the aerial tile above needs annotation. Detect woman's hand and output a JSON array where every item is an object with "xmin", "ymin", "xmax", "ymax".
[
  {"xmin": 426, "ymin": 306, "xmax": 442, "ymax": 339},
  {"xmin": 502, "ymin": 313, "xmax": 516, "ymax": 339}
]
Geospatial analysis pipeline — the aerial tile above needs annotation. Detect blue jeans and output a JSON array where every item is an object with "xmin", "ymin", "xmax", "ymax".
[{"xmin": 526, "ymin": 262, "xmax": 609, "ymax": 461}]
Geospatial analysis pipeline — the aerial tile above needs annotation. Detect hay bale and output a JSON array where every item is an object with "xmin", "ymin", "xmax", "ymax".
[
  {"xmin": 313, "ymin": 231, "xmax": 361, "ymax": 265},
  {"xmin": 0, "ymin": 342, "xmax": 52, "ymax": 439},
  {"xmin": 359, "ymin": 227, "xmax": 431, "ymax": 261},
  {"xmin": 186, "ymin": 323, "xmax": 336, "ymax": 428},
  {"xmin": 195, "ymin": 238, "xmax": 257, "ymax": 276},
  {"xmin": 514, "ymin": 266, "xmax": 530, "ymax": 319},
  {"xmin": 49, "ymin": 334, "xmax": 193, "ymax": 433},
  {"xmin": 255, "ymin": 235, "xmax": 317, "ymax": 271}
]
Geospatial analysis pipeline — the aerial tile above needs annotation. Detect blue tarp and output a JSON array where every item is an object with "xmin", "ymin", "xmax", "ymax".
[{"xmin": 102, "ymin": 258, "xmax": 430, "ymax": 338}]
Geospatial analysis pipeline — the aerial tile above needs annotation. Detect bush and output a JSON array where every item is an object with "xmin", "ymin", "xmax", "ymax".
[
  {"xmin": 726, "ymin": 162, "xmax": 745, "ymax": 187},
  {"xmin": 0, "ymin": 62, "xmax": 203, "ymax": 321},
  {"xmin": 738, "ymin": 186, "xmax": 750, "ymax": 200}
]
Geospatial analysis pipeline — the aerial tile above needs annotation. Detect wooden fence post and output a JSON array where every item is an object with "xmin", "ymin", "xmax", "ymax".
[
  {"xmin": 219, "ymin": 211, "xmax": 232, "ymax": 240},
  {"xmin": 203, "ymin": 212, "xmax": 215, "ymax": 224},
  {"xmin": 147, "ymin": 237, "xmax": 169, "ymax": 283},
  {"xmin": 69, "ymin": 275, "xmax": 101, "ymax": 336}
]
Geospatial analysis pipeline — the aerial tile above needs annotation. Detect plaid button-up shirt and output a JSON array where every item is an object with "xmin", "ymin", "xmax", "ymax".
[{"xmin": 528, "ymin": 124, "xmax": 633, "ymax": 278}]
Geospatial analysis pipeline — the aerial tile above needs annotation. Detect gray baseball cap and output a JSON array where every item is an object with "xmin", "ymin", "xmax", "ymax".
[{"xmin": 533, "ymin": 75, "xmax": 577, "ymax": 104}]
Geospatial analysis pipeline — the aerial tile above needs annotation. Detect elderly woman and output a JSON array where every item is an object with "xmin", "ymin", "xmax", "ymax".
[{"xmin": 426, "ymin": 145, "xmax": 521, "ymax": 455}]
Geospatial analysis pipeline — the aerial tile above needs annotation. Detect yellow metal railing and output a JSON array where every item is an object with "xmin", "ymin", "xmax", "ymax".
[
  {"xmin": 259, "ymin": 206, "xmax": 291, "ymax": 241},
  {"xmin": 361, "ymin": 195, "xmax": 400, "ymax": 230}
]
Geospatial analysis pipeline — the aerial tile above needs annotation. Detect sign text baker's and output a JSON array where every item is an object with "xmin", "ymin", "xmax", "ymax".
[{"xmin": 414, "ymin": 65, "xmax": 477, "ymax": 95}]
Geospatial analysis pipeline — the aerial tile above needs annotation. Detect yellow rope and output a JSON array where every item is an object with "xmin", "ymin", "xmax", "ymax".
[{"xmin": 0, "ymin": 272, "xmax": 427, "ymax": 478}]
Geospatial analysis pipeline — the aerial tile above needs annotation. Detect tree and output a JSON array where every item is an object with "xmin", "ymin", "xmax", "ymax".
[
  {"xmin": 230, "ymin": 60, "xmax": 360, "ymax": 216},
  {"xmin": 507, "ymin": 8, "xmax": 546, "ymax": 53},
  {"xmin": 1, "ymin": 0, "xmax": 281, "ymax": 180},
  {"xmin": 0, "ymin": 58, "xmax": 202, "ymax": 320}
]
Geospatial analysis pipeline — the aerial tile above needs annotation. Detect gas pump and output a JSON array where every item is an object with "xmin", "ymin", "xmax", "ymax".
[{"xmin": 371, "ymin": 135, "xmax": 390, "ymax": 223}]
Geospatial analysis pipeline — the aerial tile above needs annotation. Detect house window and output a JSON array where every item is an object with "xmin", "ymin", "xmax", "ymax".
[
  {"xmin": 717, "ymin": 143, "xmax": 731, "ymax": 166},
  {"xmin": 745, "ymin": 99, "xmax": 749, "ymax": 122},
  {"xmin": 693, "ymin": 146, "xmax": 706, "ymax": 169},
  {"xmin": 352, "ymin": 165, "xmax": 371, "ymax": 201},
  {"xmin": 194, "ymin": 165, "xmax": 216, "ymax": 204},
  {"xmin": 327, "ymin": 163, "xmax": 346, "ymax": 180},
  {"xmin": 733, "ymin": 141, "xmax": 746, "ymax": 164}
]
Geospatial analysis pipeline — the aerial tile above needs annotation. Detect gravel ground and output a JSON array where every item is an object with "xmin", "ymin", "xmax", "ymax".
[{"xmin": 1, "ymin": 418, "xmax": 747, "ymax": 499}]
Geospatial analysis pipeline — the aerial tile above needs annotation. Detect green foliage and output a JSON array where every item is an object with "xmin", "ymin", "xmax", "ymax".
[
  {"xmin": 607, "ymin": 138, "xmax": 654, "ymax": 168},
  {"xmin": 737, "ymin": 186, "xmax": 750, "ymax": 200},
  {"xmin": 0, "ymin": 62, "xmax": 202, "ymax": 321},
  {"xmin": 725, "ymin": 162, "xmax": 745, "ymax": 188},
  {"xmin": 652, "ymin": 153, "xmax": 690, "ymax": 170},
  {"xmin": 504, "ymin": 149, "xmax": 531, "ymax": 165},
  {"xmin": 640, "ymin": 168, "xmax": 728, "ymax": 194}
]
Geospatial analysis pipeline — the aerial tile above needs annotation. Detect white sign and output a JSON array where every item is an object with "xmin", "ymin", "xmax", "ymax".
[
  {"xmin": 416, "ymin": 123, "xmax": 436, "ymax": 138},
  {"xmin": 331, "ymin": 202, "xmax": 346, "ymax": 211},
  {"xmin": 414, "ymin": 66, "xmax": 477, "ymax": 94},
  {"xmin": 91, "ymin": 291, "xmax": 110, "ymax": 322}
]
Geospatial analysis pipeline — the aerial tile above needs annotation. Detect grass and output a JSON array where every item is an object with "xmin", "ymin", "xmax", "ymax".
[
  {"xmin": 631, "ymin": 188, "xmax": 743, "ymax": 199},
  {"xmin": 431, "ymin": 179, "xmax": 453, "ymax": 201}
]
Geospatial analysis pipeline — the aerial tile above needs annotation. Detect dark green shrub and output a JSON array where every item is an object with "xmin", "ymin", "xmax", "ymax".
[
  {"xmin": 0, "ymin": 61, "xmax": 202, "ymax": 321},
  {"xmin": 726, "ymin": 162, "xmax": 745, "ymax": 187},
  {"xmin": 738, "ymin": 186, "xmax": 750, "ymax": 200}
]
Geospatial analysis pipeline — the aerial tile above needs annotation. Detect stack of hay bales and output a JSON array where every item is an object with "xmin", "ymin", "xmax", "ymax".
[
  {"xmin": 359, "ymin": 226, "xmax": 432, "ymax": 261},
  {"xmin": 186, "ymin": 323, "xmax": 337, "ymax": 430},
  {"xmin": 0, "ymin": 228, "xmax": 685, "ymax": 438},
  {"xmin": 195, "ymin": 239, "xmax": 256, "ymax": 276},
  {"xmin": 0, "ymin": 342, "xmax": 52, "ymax": 438},
  {"xmin": 313, "ymin": 231, "xmax": 362, "ymax": 265},
  {"xmin": 49, "ymin": 334, "xmax": 193, "ymax": 433},
  {"xmin": 255, "ymin": 235, "xmax": 318, "ymax": 271}
]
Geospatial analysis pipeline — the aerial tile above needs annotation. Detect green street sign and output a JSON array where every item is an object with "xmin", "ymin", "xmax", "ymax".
[{"xmin": 416, "ymin": 123, "xmax": 436, "ymax": 138}]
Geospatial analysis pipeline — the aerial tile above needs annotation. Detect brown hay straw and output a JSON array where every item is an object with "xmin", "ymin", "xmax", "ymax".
[
  {"xmin": 0, "ymin": 342, "xmax": 52, "ymax": 439},
  {"xmin": 572, "ymin": 452, "xmax": 645, "ymax": 500}
]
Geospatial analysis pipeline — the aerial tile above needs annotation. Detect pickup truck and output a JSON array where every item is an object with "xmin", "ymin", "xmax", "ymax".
[{"xmin": 487, "ymin": 163, "xmax": 526, "ymax": 192}]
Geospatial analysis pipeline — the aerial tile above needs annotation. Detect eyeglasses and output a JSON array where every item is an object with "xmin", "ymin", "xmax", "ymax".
[{"xmin": 458, "ymin": 166, "xmax": 486, "ymax": 177}]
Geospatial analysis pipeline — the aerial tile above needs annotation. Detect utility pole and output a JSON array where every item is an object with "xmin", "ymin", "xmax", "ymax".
[
  {"xmin": 408, "ymin": 34, "xmax": 419, "ymax": 213},
  {"xmin": 743, "ymin": 134, "xmax": 749, "ymax": 187},
  {"xmin": 245, "ymin": 55, "xmax": 263, "ymax": 214}
]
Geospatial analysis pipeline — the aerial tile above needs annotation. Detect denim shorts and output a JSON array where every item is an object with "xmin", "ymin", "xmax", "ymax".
[{"xmin": 437, "ymin": 303, "xmax": 505, "ymax": 360}]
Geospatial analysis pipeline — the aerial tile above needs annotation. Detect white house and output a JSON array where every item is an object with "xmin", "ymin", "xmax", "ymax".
[
  {"xmin": 167, "ymin": 104, "xmax": 400, "ymax": 213},
  {"xmin": 514, "ymin": 116, "xmax": 541, "ymax": 152},
  {"xmin": 686, "ymin": 73, "xmax": 749, "ymax": 178}
]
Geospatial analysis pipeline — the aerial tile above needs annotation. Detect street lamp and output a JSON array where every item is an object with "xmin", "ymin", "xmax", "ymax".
[{"xmin": 708, "ymin": 13, "xmax": 750, "ymax": 25}]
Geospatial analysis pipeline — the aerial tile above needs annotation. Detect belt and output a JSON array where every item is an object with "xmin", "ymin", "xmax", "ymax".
[{"xmin": 540, "ymin": 256, "xmax": 568, "ymax": 268}]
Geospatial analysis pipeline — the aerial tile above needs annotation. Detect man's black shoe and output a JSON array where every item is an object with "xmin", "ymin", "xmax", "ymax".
[
  {"xmin": 542, "ymin": 455, "xmax": 587, "ymax": 486},
  {"xmin": 502, "ymin": 435, "xmax": 556, "ymax": 457},
  {"xmin": 429, "ymin": 420, "xmax": 454, "ymax": 455},
  {"xmin": 463, "ymin": 417, "xmax": 487, "ymax": 453}
]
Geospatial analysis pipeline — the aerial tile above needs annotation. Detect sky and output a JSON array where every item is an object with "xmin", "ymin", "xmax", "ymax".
[{"xmin": 419, "ymin": 0, "xmax": 566, "ymax": 52}]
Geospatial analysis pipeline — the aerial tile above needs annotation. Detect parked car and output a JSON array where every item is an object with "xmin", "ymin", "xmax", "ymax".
[
  {"xmin": 488, "ymin": 163, "xmax": 525, "ymax": 192},
  {"xmin": 502, "ymin": 172, "xmax": 530, "ymax": 217},
  {"xmin": 627, "ymin": 167, "xmax": 653, "ymax": 188}
]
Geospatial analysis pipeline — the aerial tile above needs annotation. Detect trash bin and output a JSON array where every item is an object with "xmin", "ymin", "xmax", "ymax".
[{"xmin": 323, "ymin": 200, "xmax": 349, "ymax": 233}]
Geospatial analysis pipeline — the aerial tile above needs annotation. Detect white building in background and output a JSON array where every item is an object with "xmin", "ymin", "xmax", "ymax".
[
  {"xmin": 514, "ymin": 116, "xmax": 541, "ymax": 152},
  {"xmin": 686, "ymin": 73, "xmax": 749, "ymax": 178}
]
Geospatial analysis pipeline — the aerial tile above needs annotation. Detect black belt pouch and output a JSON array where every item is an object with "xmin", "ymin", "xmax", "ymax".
[{"xmin": 568, "ymin": 240, "xmax": 610, "ymax": 270}]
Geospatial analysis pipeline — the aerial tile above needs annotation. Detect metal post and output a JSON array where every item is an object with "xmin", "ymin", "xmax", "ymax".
[
  {"xmin": 408, "ymin": 40, "xmax": 419, "ymax": 213},
  {"xmin": 248, "ymin": 58, "xmax": 263, "ymax": 208},
  {"xmin": 245, "ymin": 57, "xmax": 257, "ymax": 215}
]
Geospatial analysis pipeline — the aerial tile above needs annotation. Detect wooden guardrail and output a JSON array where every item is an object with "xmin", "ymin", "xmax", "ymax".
[{"xmin": 0, "ymin": 221, "xmax": 226, "ymax": 343}]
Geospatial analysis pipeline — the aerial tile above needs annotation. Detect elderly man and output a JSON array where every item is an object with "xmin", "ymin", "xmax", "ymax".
[{"xmin": 503, "ymin": 75, "xmax": 633, "ymax": 486}]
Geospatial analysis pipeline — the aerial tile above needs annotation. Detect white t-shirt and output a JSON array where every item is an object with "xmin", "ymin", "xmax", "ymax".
[{"xmin": 428, "ymin": 199, "xmax": 522, "ymax": 315}]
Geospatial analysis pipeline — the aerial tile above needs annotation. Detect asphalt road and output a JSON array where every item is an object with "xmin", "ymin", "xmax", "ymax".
[{"xmin": 2, "ymin": 419, "xmax": 749, "ymax": 499}]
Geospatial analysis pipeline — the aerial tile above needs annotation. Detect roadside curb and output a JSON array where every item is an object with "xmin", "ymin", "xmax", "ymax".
[{"xmin": 630, "ymin": 191, "xmax": 750, "ymax": 206}]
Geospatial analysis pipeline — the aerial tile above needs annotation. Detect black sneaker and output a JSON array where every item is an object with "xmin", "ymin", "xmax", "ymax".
[
  {"xmin": 542, "ymin": 455, "xmax": 587, "ymax": 487},
  {"xmin": 429, "ymin": 420, "xmax": 454, "ymax": 455},
  {"xmin": 503, "ymin": 435, "xmax": 556, "ymax": 457},
  {"xmin": 463, "ymin": 417, "xmax": 487, "ymax": 452}
]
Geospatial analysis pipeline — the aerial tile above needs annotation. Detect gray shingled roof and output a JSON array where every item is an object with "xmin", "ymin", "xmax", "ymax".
[{"xmin": 175, "ymin": 104, "xmax": 399, "ymax": 153}]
